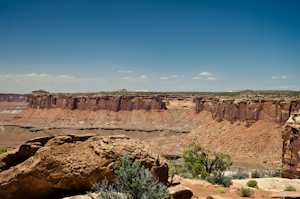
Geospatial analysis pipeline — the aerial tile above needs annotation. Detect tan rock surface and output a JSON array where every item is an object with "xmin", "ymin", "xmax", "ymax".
[
  {"xmin": 270, "ymin": 191, "xmax": 300, "ymax": 198},
  {"xmin": 168, "ymin": 185, "xmax": 193, "ymax": 199},
  {"xmin": 0, "ymin": 134, "xmax": 168, "ymax": 199}
]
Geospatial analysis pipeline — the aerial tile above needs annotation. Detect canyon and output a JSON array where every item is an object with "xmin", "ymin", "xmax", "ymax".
[{"xmin": 1, "ymin": 92, "xmax": 300, "ymax": 171}]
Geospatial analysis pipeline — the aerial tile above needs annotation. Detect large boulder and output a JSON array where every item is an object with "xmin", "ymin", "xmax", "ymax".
[
  {"xmin": 0, "ymin": 134, "xmax": 168, "ymax": 199},
  {"xmin": 282, "ymin": 110, "xmax": 300, "ymax": 179}
]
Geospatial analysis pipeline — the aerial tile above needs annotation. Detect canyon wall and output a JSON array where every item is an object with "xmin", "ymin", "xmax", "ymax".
[
  {"xmin": 0, "ymin": 94, "xmax": 29, "ymax": 102},
  {"xmin": 23, "ymin": 94, "xmax": 300, "ymax": 126},
  {"xmin": 28, "ymin": 94, "xmax": 166, "ymax": 112},
  {"xmin": 194, "ymin": 97, "xmax": 300, "ymax": 125}
]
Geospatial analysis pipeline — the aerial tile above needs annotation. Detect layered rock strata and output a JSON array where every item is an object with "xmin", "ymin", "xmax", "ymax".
[
  {"xmin": 12, "ymin": 94, "xmax": 300, "ymax": 126},
  {"xmin": 194, "ymin": 97, "xmax": 300, "ymax": 125},
  {"xmin": 0, "ymin": 134, "xmax": 168, "ymax": 199},
  {"xmin": 282, "ymin": 110, "xmax": 300, "ymax": 179},
  {"xmin": 0, "ymin": 94, "xmax": 29, "ymax": 102},
  {"xmin": 29, "ymin": 94, "xmax": 166, "ymax": 111}
]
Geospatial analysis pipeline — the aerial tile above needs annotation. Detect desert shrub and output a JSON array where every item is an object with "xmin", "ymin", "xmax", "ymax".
[
  {"xmin": 261, "ymin": 195, "xmax": 269, "ymax": 198},
  {"xmin": 205, "ymin": 171, "xmax": 232, "ymax": 187},
  {"xmin": 284, "ymin": 185, "xmax": 296, "ymax": 191},
  {"xmin": 251, "ymin": 170, "xmax": 261, "ymax": 178},
  {"xmin": 177, "ymin": 171, "xmax": 194, "ymax": 179},
  {"xmin": 89, "ymin": 153, "xmax": 169, "ymax": 199},
  {"xmin": 183, "ymin": 142, "xmax": 233, "ymax": 177},
  {"xmin": 0, "ymin": 147, "xmax": 7, "ymax": 155},
  {"xmin": 238, "ymin": 187, "xmax": 254, "ymax": 197},
  {"xmin": 215, "ymin": 189, "xmax": 225, "ymax": 194},
  {"xmin": 193, "ymin": 194, "xmax": 199, "ymax": 198},
  {"xmin": 262, "ymin": 169, "xmax": 282, "ymax": 178},
  {"xmin": 200, "ymin": 171, "xmax": 210, "ymax": 179},
  {"xmin": 247, "ymin": 180, "xmax": 258, "ymax": 188},
  {"xmin": 168, "ymin": 161, "xmax": 181, "ymax": 184},
  {"xmin": 231, "ymin": 168, "xmax": 248, "ymax": 179}
]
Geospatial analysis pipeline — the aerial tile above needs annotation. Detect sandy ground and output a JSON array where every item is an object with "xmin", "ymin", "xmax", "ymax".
[{"xmin": 232, "ymin": 178, "xmax": 300, "ymax": 192}]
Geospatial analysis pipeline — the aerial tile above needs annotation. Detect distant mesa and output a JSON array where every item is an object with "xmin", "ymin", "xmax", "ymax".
[
  {"xmin": 31, "ymin": 89, "xmax": 49, "ymax": 94},
  {"xmin": 136, "ymin": 89, "xmax": 149, "ymax": 92},
  {"xmin": 115, "ymin": 88, "xmax": 127, "ymax": 92}
]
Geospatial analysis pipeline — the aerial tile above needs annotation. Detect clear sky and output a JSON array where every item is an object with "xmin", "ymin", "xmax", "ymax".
[{"xmin": 0, "ymin": 0, "xmax": 299, "ymax": 93}]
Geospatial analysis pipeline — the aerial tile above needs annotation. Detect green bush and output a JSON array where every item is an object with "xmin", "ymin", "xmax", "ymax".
[
  {"xmin": 0, "ymin": 147, "xmax": 7, "ymax": 155},
  {"xmin": 231, "ymin": 168, "xmax": 248, "ymax": 179},
  {"xmin": 247, "ymin": 180, "xmax": 258, "ymax": 188},
  {"xmin": 238, "ymin": 187, "xmax": 254, "ymax": 197},
  {"xmin": 284, "ymin": 185, "xmax": 296, "ymax": 191},
  {"xmin": 251, "ymin": 170, "xmax": 261, "ymax": 178},
  {"xmin": 261, "ymin": 195, "xmax": 269, "ymax": 198},
  {"xmin": 200, "ymin": 171, "xmax": 210, "ymax": 179},
  {"xmin": 215, "ymin": 189, "xmax": 225, "ymax": 194},
  {"xmin": 89, "ymin": 153, "xmax": 169, "ymax": 199},
  {"xmin": 205, "ymin": 171, "xmax": 232, "ymax": 187},
  {"xmin": 182, "ymin": 142, "xmax": 233, "ymax": 177}
]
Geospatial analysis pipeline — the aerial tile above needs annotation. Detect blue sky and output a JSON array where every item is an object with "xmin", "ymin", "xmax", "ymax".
[{"xmin": 0, "ymin": 0, "xmax": 299, "ymax": 93}]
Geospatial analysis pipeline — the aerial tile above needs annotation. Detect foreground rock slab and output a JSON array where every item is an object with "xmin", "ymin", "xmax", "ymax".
[
  {"xmin": 270, "ymin": 191, "xmax": 300, "ymax": 198},
  {"xmin": 168, "ymin": 185, "xmax": 193, "ymax": 199},
  {"xmin": 0, "ymin": 134, "xmax": 168, "ymax": 199}
]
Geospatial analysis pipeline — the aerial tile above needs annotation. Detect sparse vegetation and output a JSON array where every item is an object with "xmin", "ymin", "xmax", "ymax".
[
  {"xmin": 247, "ymin": 180, "xmax": 258, "ymax": 189},
  {"xmin": 251, "ymin": 170, "xmax": 261, "ymax": 178},
  {"xmin": 215, "ymin": 189, "xmax": 225, "ymax": 194},
  {"xmin": 261, "ymin": 195, "xmax": 269, "ymax": 198},
  {"xmin": 182, "ymin": 142, "xmax": 233, "ymax": 177},
  {"xmin": 88, "ymin": 153, "xmax": 169, "ymax": 199},
  {"xmin": 231, "ymin": 168, "xmax": 249, "ymax": 179},
  {"xmin": 193, "ymin": 194, "xmax": 199, "ymax": 198},
  {"xmin": 0, "ymin": 147, "xmax": 7, "ymax": 154},
  {"xmin": 48, "ymin": 90, "xmax": 300, "ymax": 100},
  {"xmin": 205, "ymin": 171, "xmax": 232, "ymax": 187},
  {"xmin": 284, "ymin": 185, "xmax": 296, "ymax": 191},
  {"xmin": 200, "ymin": 171, "xmax": 210, "ymax": 179},
  {"xmin": 237, "ymin": 188, "xmax": 254, "ymax": 197},
  {"xmin": 168, "ymin": 161, "xmax": 180, "ymax": 185}
]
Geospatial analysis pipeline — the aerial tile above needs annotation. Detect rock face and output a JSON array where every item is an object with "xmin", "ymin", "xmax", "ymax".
[
  {"xmin": 0, "ymin": 94, "xmax": 29, "ymax": 102},
  {"xmin": 282, "ymin": 110, "xmax": 300, "ymax": 179},
  {"xmin": 194, "ymin": 97, "xmax": 300, "ymax": 125},
  {"xmin": 11, "ymin": 94, "xmax": 300, "ymax": 126},
  {"xmin": 29, "ymin": 94, "xmax": 166, "ymax": 111},
  {"xmin": 31, "ymin": 89, "xmax": 49, "ymax": 94},
  {"xmin": 0, "ymin": 135, "xmax": 168, "ymax": 199},
  {"xmin": 168, "ymin": 185, "xmax": 193, "ymax": 199}
]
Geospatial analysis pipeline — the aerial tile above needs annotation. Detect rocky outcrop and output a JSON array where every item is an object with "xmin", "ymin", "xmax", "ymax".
[
  {"xmin": 168, "ymin": 185, "xmax": 193, "ymax": 199},
  {"xmin": 31, "ymin": 89, "xmax": 49, "ymax": 94},
  {"xmin": 194, "ymin": 97, "xmax": 300, "ymax": 125},
  {"xmin": 0, "ymin": 94, "xmax": 29, "ymax": 102},
  {"xmin": 282, "ymin": 110, "xmax": 300, "ymax": 179},
  {"xmin": 0, "ymin": 134, "xmax": 168, "ymax": 199},
  {"xmin": 28, "ymin": 94, "xmax": 166, "ymax": 111}
]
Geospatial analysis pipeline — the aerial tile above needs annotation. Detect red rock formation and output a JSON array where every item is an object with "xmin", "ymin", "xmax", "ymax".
[
  {"xmin": 194, "ymin": 97, "xmax": 300, "ymax": 125},
  {"xmin": 282, "ymin": 110, "xmax": 300, "ymax": 179},
  {"xmin": 28, "ymin": 94, "xmax": 166, "ymax": 111},
  {"xmin": 0, "ymin": 94, "xmax": 29, "ymax": 102}
]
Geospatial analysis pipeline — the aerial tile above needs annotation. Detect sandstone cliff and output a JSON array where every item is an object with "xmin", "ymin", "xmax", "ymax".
[
  {"xmin": 194, "ymin": 97, "xmax": 300, "ymax": 125},
  {"xmin": 282, "ymin": 110, "xmax": 300, "ymax": 179},
  {"xmin": 28, "ymin": 94, "xmax": 166, "ymax": 111},
  {"xmin": 0, "ymin": 94, "xmax": 29, "ymax": 102},
  {"xmin": 8, "ymin": 94, "xmax": 300, "ymax": 127}
]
